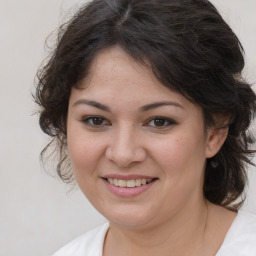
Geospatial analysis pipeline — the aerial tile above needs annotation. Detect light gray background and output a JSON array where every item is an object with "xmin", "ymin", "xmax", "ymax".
[{"xmin": 0, "ymin": 1, "xmax": 255, "ymax": 255}]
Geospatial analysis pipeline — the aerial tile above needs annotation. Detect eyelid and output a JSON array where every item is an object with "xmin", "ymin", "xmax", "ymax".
[
  {"xmin": 81, "ymin": 115, "xmax": 111, "ymax": 127},
  {"xmin": 144, "ymin": 116, "xmax": 177, "ymax": 129},
  {"xmin": 80, "ymin": 115, "xmax": 176, "ymax": 129}
]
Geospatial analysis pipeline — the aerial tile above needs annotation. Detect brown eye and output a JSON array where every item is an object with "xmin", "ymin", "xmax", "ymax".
[
  {"xmin": 82, "ymin": 116, "xmax": 110, "ymax": 127},
  {"xmin": 146, "ymin": 117, "xmax": 176, "ymax": 129},
  {"xmin": 153, "ymin": 118, "xmax": 166, "ymax": 127},
  {"xmin": 91, "ymin": 117, "xmax": 104, "ymax": 125}
]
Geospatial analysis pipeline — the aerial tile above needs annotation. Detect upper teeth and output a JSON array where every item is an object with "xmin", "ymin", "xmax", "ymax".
[{"xmin": 107, "ymin": 178, "xmax": 153, "ymax": 188}]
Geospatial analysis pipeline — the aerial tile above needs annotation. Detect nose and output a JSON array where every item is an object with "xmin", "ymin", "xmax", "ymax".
[{"xmin": 105, "ymin": 126, "xmax": 146, "ymax": 168}]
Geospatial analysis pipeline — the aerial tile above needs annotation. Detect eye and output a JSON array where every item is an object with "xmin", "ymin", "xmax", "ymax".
[
  {"xmin": 82, "ymin": 116, "xmax": 110, "ymax": 127},
  {"xmin": 145, "ymin": 117, "xmax": 176, "ymax": 129}
]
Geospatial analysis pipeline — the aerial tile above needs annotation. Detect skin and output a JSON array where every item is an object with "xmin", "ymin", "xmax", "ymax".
[{"xmin": 67, "ymin": 45, "xmax": 237, "ymax": 256}]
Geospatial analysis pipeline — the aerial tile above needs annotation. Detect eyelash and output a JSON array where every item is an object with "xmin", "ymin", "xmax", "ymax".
[
  {"xmin": 81, "ymin": 116, "xmax": 177, "ymax": 129},
  {"xmin": 144, "ymin": 116, "xmax": 177, "ymax": 129},
  {"xmin": 81, "ymin": 116, "xmax": 111, "ymax": 127}
]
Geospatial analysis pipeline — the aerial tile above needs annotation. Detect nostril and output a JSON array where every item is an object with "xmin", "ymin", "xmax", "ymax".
[
  {"xmin": 105, "ymin": 135, "xmax": 146, "ymax": 167},
  {"xmin": 106, "ymin": 146, "xmax": 138, "ymax": 167}
]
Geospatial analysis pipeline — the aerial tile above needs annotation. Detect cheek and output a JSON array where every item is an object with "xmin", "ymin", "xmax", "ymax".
[
  {"xmin": 153, "ymin": 134, "xmax": 206, "ymax": 178},
  {"xmin": 67, "ymin": 129, "xmax": 101, "ymax": 176},
  {"xmin": 67, "ymin": 140, "xmax": 100, "ymax": 204},
  {"xmin": 154, "ymin": 136, "xmax": 189, "ymax": 162},
  {"xmin": 154, "ymin": 135, "xmax": 207, "ymax": 207}
]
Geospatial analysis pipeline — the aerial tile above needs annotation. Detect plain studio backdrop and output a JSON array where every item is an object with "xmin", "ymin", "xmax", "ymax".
[{"xmin": 0, "ymin": 0, "xmax": 255, "ymax": 255}]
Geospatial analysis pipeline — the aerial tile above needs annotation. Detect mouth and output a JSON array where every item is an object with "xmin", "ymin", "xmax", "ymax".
[
  {"xmin": 102, "ymin": 176, "xmax": 158, "ymax": 197},
  {"xmin": 104, "ymin": 178, "xmax": 157, "ymax": 188}
]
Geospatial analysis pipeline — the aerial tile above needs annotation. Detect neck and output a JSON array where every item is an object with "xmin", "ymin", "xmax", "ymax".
[{"xmin": 104, "ymin": 199, "xmax": 209, "ymax": 256}]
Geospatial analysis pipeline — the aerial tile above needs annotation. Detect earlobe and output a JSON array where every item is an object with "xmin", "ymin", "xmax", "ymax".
[{"xmin": 205, "ymin": 127, "xmax": 228, "ymax": 158}]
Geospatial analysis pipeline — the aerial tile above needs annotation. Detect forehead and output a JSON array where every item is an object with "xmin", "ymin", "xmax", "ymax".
[
  {"xmin": 71, "ymin": 45, "xmax": 202, "ymax": 118},
  {"xmin": 86, "ymin": 46, "xmax": 153, "ymax": 87},
  {"xmin": 76, "ymin": 46, "xmax": 175, "ymax": 99}
]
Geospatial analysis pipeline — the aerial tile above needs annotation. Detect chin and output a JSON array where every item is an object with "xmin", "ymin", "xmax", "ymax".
[{"xmin": 99, "ymin": 204, "xmax": 157, "ymax": 229}]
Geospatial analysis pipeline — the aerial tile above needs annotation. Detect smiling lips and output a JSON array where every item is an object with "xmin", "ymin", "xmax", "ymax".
[
  {"xmin": 103, "ymin": 176, "xmax": 157, "ymax": 197},
  {"xmin": 106, "ymin": 178, "xmax": 154, "ymax": 188}
]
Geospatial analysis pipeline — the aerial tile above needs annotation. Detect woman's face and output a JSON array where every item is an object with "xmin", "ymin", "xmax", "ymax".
[{"xmin": 67, "ymin": 46, "xmax": 221, "ymax": 229}]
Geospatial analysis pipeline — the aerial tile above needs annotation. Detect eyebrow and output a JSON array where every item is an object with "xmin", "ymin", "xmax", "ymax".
[
  {"xmin": 72, "ymin": 99, "xmax": 111, "ymax": 112},
  {"xmin": 139, "ymin": 101, "xmax": 184, "ymax": 111},
  {"xmin": 72, "ymin": 99, "xmax": 183, "ymax": 112}
]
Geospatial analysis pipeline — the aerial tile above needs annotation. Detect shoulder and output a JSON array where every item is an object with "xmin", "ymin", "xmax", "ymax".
[
  {"xmin": 52, "ymin": 222, "xmax": 109, "ymax": 256},
  {"xmin": 217, "ymin": 211, "xmax": 256, "ymax": 256}
]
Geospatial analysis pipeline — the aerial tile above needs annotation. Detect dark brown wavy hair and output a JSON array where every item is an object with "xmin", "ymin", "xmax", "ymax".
[{"xmin": 35, "ymin": 0, "xmax": 256, "ymax": 209}]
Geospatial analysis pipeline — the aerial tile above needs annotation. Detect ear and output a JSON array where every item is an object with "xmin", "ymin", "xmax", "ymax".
[{"xmin": 205, "ymin": 126, "xmax": 228, "ymax": 158}]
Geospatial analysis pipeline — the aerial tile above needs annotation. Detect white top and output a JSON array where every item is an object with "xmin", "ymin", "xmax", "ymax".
[{"xmin": 52, "ymin": 211, "xmax": 256, "ymax": 256}]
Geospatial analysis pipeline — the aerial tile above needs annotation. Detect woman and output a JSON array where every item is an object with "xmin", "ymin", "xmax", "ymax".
[{"xmin": 35, "ymin": 0, "xmax": 256, "ymax": 255}]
